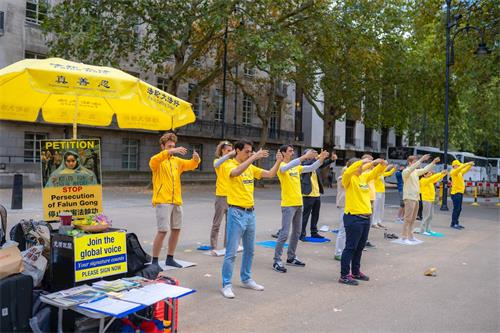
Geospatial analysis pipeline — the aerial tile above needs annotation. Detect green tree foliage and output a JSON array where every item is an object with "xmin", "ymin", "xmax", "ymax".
[{"xmin": 42, "ymin": 0, "xmax": 498, "ymax": 155}]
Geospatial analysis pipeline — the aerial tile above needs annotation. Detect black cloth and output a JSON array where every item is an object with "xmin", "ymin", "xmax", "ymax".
[
  {"xmin": 301, "ymin": 197, "xmax": 321, "ymax": 236},
  {"xmin": 300, "ymin": 158, "xmax": 335, "ymax": 196},
  {"xmin": 341, "ymin": 214, "xmax": 371, "ymax": 277}
]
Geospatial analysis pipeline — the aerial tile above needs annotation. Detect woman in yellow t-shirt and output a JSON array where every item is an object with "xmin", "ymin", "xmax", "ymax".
[{"xmin": 210, "ymin": 141, "xmax": 235, "ymax": 253}]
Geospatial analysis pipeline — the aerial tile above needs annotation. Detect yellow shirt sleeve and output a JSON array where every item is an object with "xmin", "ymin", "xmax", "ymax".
[
  {"xmin": 383, "ymin": 167, "xmax": 396, "ymax": 177},
  {"xmin": 251, "ymin": 164, "xmax": 264, "ymax": 180},
  {"xmin": 149, "ymin": 150, "xmax": 170, "ymax": 171},
  {"xmin": 342, "ymin": 160, "xmax": 363, "ymax": 188},
  {"xmin": 179, "ymin": 157, "xmax": 201, "ymax": 173}
]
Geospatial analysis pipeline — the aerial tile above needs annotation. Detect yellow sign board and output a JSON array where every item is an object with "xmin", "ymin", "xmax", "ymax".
[
  {"xmin": 74, "ymin": 232, "xmax": 127, "ymax": 282},
  {"xmin": 40, "ymin": 139, "xmax": 102, "ymax": 220}
]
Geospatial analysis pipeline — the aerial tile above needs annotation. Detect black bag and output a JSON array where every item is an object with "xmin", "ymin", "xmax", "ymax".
[
  {"xmin": 0, "ymin": 204, "xmax": 6, "ymax": 246},
  {"xmin": 134, "ymin": 264, "xmax": 161, "ymax": 280},
  {"xmin": 30, "ymin": 289, "xmax": 54, "ymax": 333},
  {"xmin": 126, "ymin": 233, "xmax": 152, "ymax": 274},
  {"xmin": 0, "ymin": 273, "xmax": 33, "ymax": 332}
]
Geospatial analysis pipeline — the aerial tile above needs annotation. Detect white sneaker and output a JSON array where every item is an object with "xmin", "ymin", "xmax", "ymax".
[
  {"xmin": 241, "ymin": 279, "xmax": 264, "ymax": 291},
  {"xmin": 395, "ymin": 218, "xmax": 404, "ymax": 224},
  {"xmin": 410, "ymin": 238, "xmax": 423, "ymax": 244},
  {"xmin": 221, "ymin": 285, "xmax": 235, "ymax": 298},
  {"xmin": 403, "ymin": 239, "xmax": 414, "ymax": 245}
]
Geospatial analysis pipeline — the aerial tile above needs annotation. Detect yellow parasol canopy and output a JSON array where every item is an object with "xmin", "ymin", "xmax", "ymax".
[{"xmin": 0, "ymin": 58, "xmax": 195, "ymax": 137}]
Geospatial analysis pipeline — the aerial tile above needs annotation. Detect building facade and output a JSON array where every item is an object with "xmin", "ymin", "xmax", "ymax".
[{"xmin": 0, "ymin": 0, "xmax": 302, "ymax": 187}]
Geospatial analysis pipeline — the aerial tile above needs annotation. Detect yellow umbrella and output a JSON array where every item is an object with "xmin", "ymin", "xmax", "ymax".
[{"xmin": 0, "ymin": 58, "xmax": 195, "ymax": 138}]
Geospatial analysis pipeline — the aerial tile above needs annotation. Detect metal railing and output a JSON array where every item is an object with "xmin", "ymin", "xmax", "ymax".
[{"xmin": 177, "ymin": 119, "xmax": 301, "ymax": 143}]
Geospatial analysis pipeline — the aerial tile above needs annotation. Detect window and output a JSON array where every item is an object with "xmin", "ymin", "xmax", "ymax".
[
  {"xmin": 396, "ymin": 135, "xmax": 402, "ymax": 147},
  {"xmin": 345, "ymin": 120, "xmax": 355, "ymax": 145},
  {"xmin": 243, "ymin": 66, "xmax": 255, "ymax": 78},
  {"xmin": 364, "ymin": 127, "xmax": 373, "ymax": 147},
  {"xmin": 24, "ymin": 132, "xmax": 47, "ymax": 162},
  {"xmin": 242, "ymin": 94, "xmax": 252, "ymax": 125},
  {"xmin": 26, "ymin": 0, "xmax": 48, "ymax": 24},
  {"xmin": 122, "ymin": 138, "xmax": 139, "ymax": 170},
  {"xmin": 189, "ymin": 144, "xmax": 203, "ymax": 170},
  {"xmin": 269, "ymin": 110, "xmax": 279, "ymax": 139},
  {"xmin": 381, "ymin": 128, "xmax": 389, "ymax": 149},
  {"xmin": 188, "ymin": 84, "xmax": 202, "ymax": 118},
  {"xmin": 214, "ymin": 89, "xmax": 223, "ymax": 121},
  {"xmin": 157, "ymin": 77, "xmax": 168, "ymax": 91},
  {"xmin": 24, "ymin": 51, "xmax": 46, "ymax": 59}
]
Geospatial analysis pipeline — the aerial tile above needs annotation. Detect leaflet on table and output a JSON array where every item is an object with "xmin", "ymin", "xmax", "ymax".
[
  {"xmin": 78, "ymin": 298, "xmax": 145, "ymax": 318},
  {"xmin": 43, "ymin": 285, "xmax": 106, "ymax": 307},
  {"xmin": 92, "ymin": 277, "xmax": 154, "ymax": 292},
  {"xmin": 118, "ymin": 283, "xmax": 196, "ymax": 306}
]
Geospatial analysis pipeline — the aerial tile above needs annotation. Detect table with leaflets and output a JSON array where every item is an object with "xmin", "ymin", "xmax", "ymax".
[{"xmin": 40, "ymin": 276, "xmax": 195, "ymax": 333}]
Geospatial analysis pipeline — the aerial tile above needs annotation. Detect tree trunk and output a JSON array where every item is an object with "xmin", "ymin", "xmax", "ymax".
[
  {"xmin": 258, "ymin": 117, "xmax": 270, "ymax": 149},
  {"xmin": 323, "ymin": 105, "xmax": 335, "ymax": 151}
]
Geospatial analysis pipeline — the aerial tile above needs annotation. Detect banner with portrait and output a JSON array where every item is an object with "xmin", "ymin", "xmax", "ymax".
[{"xmin": 41, "ymin": 139, "xmax": 103, "ymax": 221}]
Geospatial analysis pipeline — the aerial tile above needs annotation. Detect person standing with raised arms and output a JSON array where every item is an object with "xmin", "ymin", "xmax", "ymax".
[{"xmin": 220, "ymin": 140, "xmax": 283, "ymax": 299}]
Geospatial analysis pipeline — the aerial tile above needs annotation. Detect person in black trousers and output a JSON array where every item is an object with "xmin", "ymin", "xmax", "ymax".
[{"xmin": 300, "ymin": 150, "xmax": 337, "ymax": 240}]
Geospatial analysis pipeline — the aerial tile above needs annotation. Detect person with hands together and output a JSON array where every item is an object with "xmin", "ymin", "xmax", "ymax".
[
  {"xmin": 273, "ymin": 146, "xmax": 329, "ymax": 273},
  {"xmin": 339, "ymin": 157, "xmax": 387, "ymax": 285},
  {"xmin": 220, "ymin": 140, "xmax": 282, "ymax": 299},
  {"xmin": 149, "ymin": 133, "xmax": 201, "ymax": 268},
  {"xmin": 449, "ymin": 160, "xmax": 474, "ymax": 229},
  {"xmin": 401, "ymin": 154, "xmax": 439, "ymax": 244},
  {"xmin": 300, "ymin": 149, "xmax": 338, "ymax": 240},
  {"xmin": 419, "ymin": 169, "xmax": 447, "ymax": 235},
  {"xmin": 210, "ymin": 141, "xmax": 236, "ymax": 254}
]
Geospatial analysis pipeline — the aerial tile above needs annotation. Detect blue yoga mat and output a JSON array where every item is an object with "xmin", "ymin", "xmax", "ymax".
[
  {"xmin": 303, "ymin": 237, "xmax": 331, "ymax": 243},
  {"xmin": 422, "ymin": 231, "xmax": 445, "ymax": 238},
  {"xmin": 197, "ymin": 245, "xmax": 213, "ymax": 251},
  {"xmin": 256, "ymin": 240, "xmax": 288, "ymax": 249}
]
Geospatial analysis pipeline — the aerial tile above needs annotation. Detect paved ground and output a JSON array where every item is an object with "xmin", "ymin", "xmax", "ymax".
[{"xmin": 1, "ymin": 185, "xmax": 499, "ymax": 332}]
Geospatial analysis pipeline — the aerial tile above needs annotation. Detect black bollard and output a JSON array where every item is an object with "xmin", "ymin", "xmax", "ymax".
[{"xmin": 11, "ymin": 173, "xmax": 23, "ymax": 210}]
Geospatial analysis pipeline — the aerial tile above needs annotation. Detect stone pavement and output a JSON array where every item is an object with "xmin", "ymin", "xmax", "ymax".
[{"xmin": 1, "ymin": 185, "xmax": 499, "ymax": 332}]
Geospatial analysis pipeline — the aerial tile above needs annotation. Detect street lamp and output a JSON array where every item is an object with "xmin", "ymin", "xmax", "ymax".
[
  {"xmin": 440, "ymin": 0, "xmax": 491, "ymax": 211},
  {"xmin": 221, "ymin": 17, "xmax": 228, "ymax": 139}
]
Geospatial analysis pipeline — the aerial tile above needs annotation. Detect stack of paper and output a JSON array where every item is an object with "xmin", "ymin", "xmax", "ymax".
[{"xmin": 44, "ymin": 286, "xmax": 105, "ymax": 307}]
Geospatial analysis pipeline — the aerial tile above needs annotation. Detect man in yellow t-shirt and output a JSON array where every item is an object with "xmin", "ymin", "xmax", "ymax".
[
  {"xmin": 221, "ymin": 140, "xmax": 282, "ymax": 299},
  {"xmin": 450, "ymin": 160, "xmax": 474, "ymax": 229},
  {"xmin": 339, "ymin": 157, "xmax": 387, "ymax": 285},
  {"xmin": 273, "ymin": 145, "xmax": 330, "ymax": 273},
  {"xmin": 149, "ymin": 133, "xmax": 200, "ymax": 268}
]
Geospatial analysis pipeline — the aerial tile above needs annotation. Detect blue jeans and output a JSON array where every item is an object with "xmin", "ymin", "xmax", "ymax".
[
  {"xmin": 222, "ymin": 207, "xmax": 256, "ymax": 287},
  {"xmin": 451, "ymin": 193, "xmax": 463, "ymax": 226},
  {"xmin": 341, "ymin": 214, "xmax": 371, "ymax": 277}
]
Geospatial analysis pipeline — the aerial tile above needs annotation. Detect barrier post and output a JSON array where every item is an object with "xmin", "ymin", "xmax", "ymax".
[
  {"xmin": 471, "ymin": 185, "xmax": 480, "ymax": 206},
  {"xmin": 496, "ymin": 187, "xmax": 500, "ymax": 207}
]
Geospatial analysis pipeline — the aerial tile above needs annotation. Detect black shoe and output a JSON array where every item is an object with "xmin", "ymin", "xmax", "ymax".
[
  {"xmin": 352, "ymin": 272, "xmax": 370, "ymax": 281},
  {"xmin": 451, "ymin": 225, "xmax": 462, "ymax": 230},
  {"xmin": 271, "ymin": 232, "xmax": 279, "ymax": 239},
  {"xmin": 457, "ymin": 225, "xmax": 465, "ymax": 229},
  {"xmin": 286, "ymin": 257, "xmax": 306, "ymax": 267},
  {"xmin": 338, "ymin": 275, "xmax": 359, "ymax": 285},
  {"xmin": 273, "ymin": 261, "xmax": 287, "ymax": 273},
  {"xmin": 299, "ymin": 235, "xmax": 306, "ymax": 242},
  {"xmin": 310, "ymin": 233, "xmax": 325, "ymax": 239},
  {"xmin": 165, "ymin": 258, "xmax": 182, "ymax": 268},
  {"xmin": 365, "ymin": 241, "xmax": 375, "ymax": 248}
]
